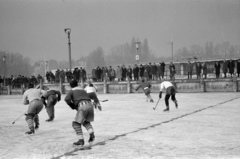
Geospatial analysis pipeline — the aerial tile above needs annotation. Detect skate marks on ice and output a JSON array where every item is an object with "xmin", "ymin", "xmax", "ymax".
[{"xmin": 52, "ymin": 96, "xmax": 240, "ymax": 159}]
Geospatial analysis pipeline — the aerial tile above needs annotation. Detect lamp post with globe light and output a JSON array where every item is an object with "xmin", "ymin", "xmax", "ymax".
[
  {"xmin": 135, "ymin": 42, "xmax": 141, "ymax": 64},
  {"xmin": 2, "ymin": 56, "xmax": 6, "ymax": 86},
  {"xmin": 64, "ymin": 28, "xmax": 72, "ymax": 71}
]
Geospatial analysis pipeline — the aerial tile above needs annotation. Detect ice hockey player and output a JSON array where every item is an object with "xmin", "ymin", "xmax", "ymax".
[
  {"xmin": 64, "ymin": 79, "xmax": 95, "ymax": 146},
  {"xmin": 42, "ymin": 89, "xmax": 61, "ymax": 122},
  {"xmin": 84, "ymin": 81, "xmax": 102, "ymax": 111},
  {"xmin": 159, "ymin": 80, "xmax": 178, "ymax": 112},
  {"xmin": 135, "ymin": 79, "xmax": 154, "ymax": 102},
  {"xmin": 22, "ymin": 83, "xmax": 45, "ymax": 134}
]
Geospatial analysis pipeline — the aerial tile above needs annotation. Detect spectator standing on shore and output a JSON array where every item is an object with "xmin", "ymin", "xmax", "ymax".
[
  {"xmin": 73, "ymin": 68, "xmax": 79, "ymax": 82},
  {"xmin": 148, "ymin": 63, "xmax": 152, "ymax": 80},
  {"xmin": 160, "ymin": 61, "xmax": 165, "ymax": 79},
  {"xmin": 82, "ymin": 68, "xmax": 87, "ymax": 82},
  {"xmin": 222, "ymin": 59, "xmax": 228, "ymax": 78},
  {"xmin": 91, "ymin": 68, "xmax": 96, "ymax": 82},
  {"xmin": 127, "ymin": 66, "xmax": 132, "ymax": 81},
  {"xmin": 214, "ymin": 61, "xmax": 221, "ymax": 78},
  {"xmin": 186, "ymin": 61, "xmax": 193, "ymax": 79},
  {"xmin": 139, "ymin": 64, "xmax": 145, "ymax": 80},
  {"xmin": 122, "ymin": 65, "xmax": 127, "ymax": 81},
  {"xmin": 202, "ymin": 62, "xmax": 207, "ymax": 79},
  {"xmin": 66, "ymin": 69, "xmax": 73, "ymax": 83},
  {"xmin": 228, "ymin": 59, "xmax": 235, "ymax": 78},
  {"xmin": 96, "ymin": 66, "xmax": 101, "ymax": 82},
  {"xmin": 169, "ymin": 62, "xmax": 176, "ymax": 80},
  {"xmin": 237, "ymin": 59, "xmax": 240, "ymax": 77},
  {"xmin": 133, "ymin": 64, "xmax": 139, "ymax": 81},
  {"xmin": 144, "ymin": 64, "xmax": 149, "ymax": 80},
  {"xmin": 156, "ymin": 63, "xmax": 161, "ymax": 80},
  {"xmin": 110, "ymin": 67, "xmax": 116, "ymax": 81},
  {"xmin": 152, "ymin": 63, "xmax": 157, "ymax": 80},
  {"xmin": 108, "ymin": 66, "xmax": 113, "ymax": 81},
  {"xmin": 196, "ymin": 62, "xmax": 202, "ymax": 79},
  {"xmin": 116, "ymin": 66, "xmax": 122, "ymax": 81},
  {"xmin": 60, "ymin": 69, "xmax": 65, "ymax": 83},
  {"xmin": 100, "ymin": 67, "xmax": 106, "ymax": 82}
]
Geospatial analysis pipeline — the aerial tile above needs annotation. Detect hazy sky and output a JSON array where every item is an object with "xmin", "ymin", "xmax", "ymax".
[{"xmin": 0, "ymin": 0, "xmax": 239, "ymax": 62}]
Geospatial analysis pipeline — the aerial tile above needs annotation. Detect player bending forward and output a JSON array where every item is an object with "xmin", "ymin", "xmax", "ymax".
[
  {"xmin": 22, "ymin": 83, "xmax": 45, "ymax": 134},
  {"xmin": 135, "ymin": 79, "xmax": 154, "ymax": 102},
  {"xmin": 159, "ymin": 80, "xmax": 178, "ymax": 112},
  {"xmin": 42, "ymin": 89, "xmax": 61, "ymax": 122},
  {"xmin": 84, "ymin": 82, "xmax": 102, "ymax": 111},
  {"xmin": 64, "ymin": 80, "xmax": 95, "ymax": 146}
]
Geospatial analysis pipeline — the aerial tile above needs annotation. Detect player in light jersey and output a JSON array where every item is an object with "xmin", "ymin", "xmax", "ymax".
[
  {"xmin": 22, "ymin": 83, "xmax": 45, "ymax": 134},
  {"xmin": 84, "ymin": 82, "xmax": 102, "ymax": 111},
  {"xmin": 159, "ymin": 80, "xmax": 178, "ymax": 111}
]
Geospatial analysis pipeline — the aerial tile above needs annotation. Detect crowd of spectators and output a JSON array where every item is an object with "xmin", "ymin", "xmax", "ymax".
[
  {"xmin": 91, "ymin": 59, "xmax": 240, "ymax": 81},
  {"xmin": 186, "ymin": 59, "xmax": 240, "ymax": 79},
  {"xmin": 91, "ymin": 62, "xmax": 167, "ymax": 82},
  {"xmin": 1, "ymin": 59, "xmax": 240, "ymax": 89},
  {"xmin": 45, "ymin": 67, "xmax": 87, "ymax": 83},
  {"xmin": 0, "ymin": 74, "xmax": 43, "ymax": 88}
]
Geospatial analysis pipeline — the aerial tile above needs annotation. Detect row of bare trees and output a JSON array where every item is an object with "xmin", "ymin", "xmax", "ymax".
[{"xmin": 1, "ymin": 40, "xmax": 239, "ymax": 77}]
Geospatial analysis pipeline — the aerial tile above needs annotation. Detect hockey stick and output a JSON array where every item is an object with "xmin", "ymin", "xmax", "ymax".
[
  {"xmin": 12, "ymin": 111, "xmax": 27, "ymax": 124},
  {"xmin": 12, "ymin": 106, "xmax": 46, "ymax": 124},
  {"xmin": 153, "ymin": 98, "xmax": 160, "ymax": 110},
  {"xmin": 100, "ymin": 99, "xmax": 108, "ymax": 102}
]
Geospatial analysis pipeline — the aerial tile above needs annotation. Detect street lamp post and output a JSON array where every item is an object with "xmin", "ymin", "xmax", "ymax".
[
  {"xmin": 64, "ymin": 28, "xmax": 72, "ymax": 71},
  {"xmin": 2, "ymin": 56, "xmax": 6, "ymax": 86},
  {"xmin": 167, "ymin": 41, "xmax": 174, "ymax": 61},
  {"xmin": 135, "ymin": 42, "xmax": 141, "ymax": 64}
]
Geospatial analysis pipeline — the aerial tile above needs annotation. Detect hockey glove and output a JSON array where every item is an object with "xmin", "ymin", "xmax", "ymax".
[
  {"xmin": 58, "ymin": 96, "xmax": 61, "ymax": 102},
  {"xmin": 159, "ymin": 92, "xmax": 162, "ymax": 98},
  {"xmin": 42, "ymin": 97, "xmax": 47, "ymax": 107},
  {"xmin": 69, "ymin": 103, "xmax": 77, "ymax": 110}
]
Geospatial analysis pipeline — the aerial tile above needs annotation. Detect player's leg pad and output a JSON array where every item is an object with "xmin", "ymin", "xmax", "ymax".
[
  {"xmin": 25, "ymin": 114, "xmax": 35, "ymax": 132},
  {"xmin": 72, "ymin": 121, "xmax": 83, "ymax": 136},
  {"xmin": 83, "ymin": 121, "xmax": 94, "ymax": 134},
  {"xmin": 33, "ymin": 114, "xmax": 39, "ymax": 129},
  {"xmin": 173, "ymin": 100, "xmax": 178, "ymax": 108}
]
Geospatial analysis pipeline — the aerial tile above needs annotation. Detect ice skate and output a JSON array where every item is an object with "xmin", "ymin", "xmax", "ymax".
[
  {"xmin": 35, "ymin": 124, "xmax": 39, "ymax": 130},
  {"xmin": 163, "ymin": 108, "xmax": 169, "ymax": 112},
  {"xmin": 175, "ymin": 101, "xmax": 178, "ymax": 109},
  {"xmin": 73, "ymin": 139, "xmax": 84, "ymax": 146},
  {"xmin": 25, "ymin": 129, "xmax": 35, "ymax": 135},
  {"xmin": 46, "ymin": 118, "xmax": 53, "ymax": 122},
  {"xmin": 150, "ymin": 99, "xmax": 154, "ymax": 103},
  {"xmin": 88, "ymin": 132, "xmax": 95, "ymax": 144}
]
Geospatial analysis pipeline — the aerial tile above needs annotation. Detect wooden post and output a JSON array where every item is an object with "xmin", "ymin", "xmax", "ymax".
[
  {"xmin": 7, "ymin": 85, "xmax": 11, "ymax": 95},
  {"xmin": 21, "ymin": 84, "xmax": 24, "ymax": 95},
  {"xmin": 200, "ymin": 78, "xmax": 205, "ymax": 92},
  {"xmin": 81, "ymin": 78, "xmax": 84, "ymax": 88},
  {"xmin": 127, "ymin": 79, "xmax": 131, "ymax": 93},
  {"xmin": 103, "ymin": 78, "xmax": 107, "ymax": 94},
  {"xmin": 233, "ymin": 75, "xmax": 238, "ymax": 92},
  {"xmin": 59, "ymin": 78, "xmax": 63, "ymax": 94},
  {"xmin": 40, "ymin": 79, "xmax": 43, "ymax": 90}
]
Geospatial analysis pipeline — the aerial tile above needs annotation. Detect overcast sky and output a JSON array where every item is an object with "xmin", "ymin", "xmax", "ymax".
[{"xmin": 0, "ymin": 0, "xmax": 239, "ymax": 62}]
